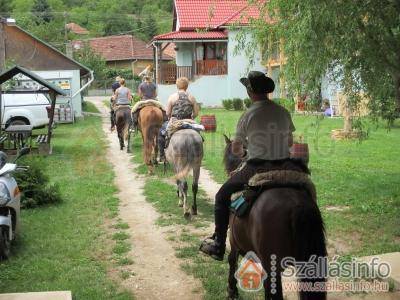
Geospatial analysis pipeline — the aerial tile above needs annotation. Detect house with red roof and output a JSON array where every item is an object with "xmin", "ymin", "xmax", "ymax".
[
  {"xmin": 152, "ymin": 0, "xmax": 269, "ymax": 105},
  {"xmin": 73, "ymin": 35, "xmax": 173, "ymax": 75}
]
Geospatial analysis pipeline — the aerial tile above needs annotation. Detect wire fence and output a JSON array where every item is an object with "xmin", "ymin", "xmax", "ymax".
[{"xmin": 85, "ymin": 79, "xmax": 141, "ymax": 97}]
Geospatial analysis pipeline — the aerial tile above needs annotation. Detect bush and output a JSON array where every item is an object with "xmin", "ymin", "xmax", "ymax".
[
  {"xmin": 274, "ymin": 98, "xmax": 295, "ymax": 113},
  {"xmin": 232, "ymin": 98, "xmax": 244, "ymax": 110},
  {"xmin": 222, "ymin": 99, "xmax": 233, "ymax": 110},
  {"xmin": 14, "ymin": 158, "xmax": 62, "ymax": 209},
  {"xmin": 244, "ymin": 98, "xmax": 252, "ymax": 109}
]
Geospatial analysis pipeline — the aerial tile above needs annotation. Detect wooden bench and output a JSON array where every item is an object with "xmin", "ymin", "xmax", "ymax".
[{"xmin": 36, "ymin": 134, "xmax": 48, "ymax": 144}]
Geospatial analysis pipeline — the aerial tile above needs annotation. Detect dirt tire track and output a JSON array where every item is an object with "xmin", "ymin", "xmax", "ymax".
[{"xmin": 89, "ymin": 97, "xmax": 203, "ymax": 300}]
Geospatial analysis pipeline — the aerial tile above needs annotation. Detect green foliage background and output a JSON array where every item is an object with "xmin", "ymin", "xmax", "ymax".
[{"xmin": 8, "ymin": 0, "xmax": 173, "ymax": 45}]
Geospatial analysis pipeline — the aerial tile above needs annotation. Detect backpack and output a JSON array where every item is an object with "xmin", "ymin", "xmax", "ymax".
[{"xmin": 171, "ymin": 92, "xmax": 193, "ymax": 119}]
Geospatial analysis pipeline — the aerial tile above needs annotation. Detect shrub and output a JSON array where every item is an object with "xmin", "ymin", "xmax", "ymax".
[
  {"xmin": 222, "ymin": 99, "xmax": 233, "ymax": 110},
  {"xmin": 274, "ymin": 98, "xmax": 295, "ymax": 113},
  {"xmin": 14, "ymin": 158, "xmax": 62, "ymax": 209},
  {"xmin": 232, "ymin": 98, "xmax": 244, "ymax": 110},
  {"xmin": 244, "ymin": 98, "xmax": 252, "ymax": 109}
]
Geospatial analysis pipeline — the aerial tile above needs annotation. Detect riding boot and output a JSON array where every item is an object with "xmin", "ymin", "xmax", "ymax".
[{"xmin": 199, "ymin": 232, "xmax": 226, "ymax": 261}]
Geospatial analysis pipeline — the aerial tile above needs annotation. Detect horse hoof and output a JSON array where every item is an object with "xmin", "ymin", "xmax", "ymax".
[
  {"xmin": 227, "ymin": 287, "xmax": 239, "ymax": 300},
  {"xmin": 191, "ymin": 207, "xmax": 197, "ymax": 215},
  {"xmin": 184, "ymin": 212, "xmax": 191, "ymax": 220}
]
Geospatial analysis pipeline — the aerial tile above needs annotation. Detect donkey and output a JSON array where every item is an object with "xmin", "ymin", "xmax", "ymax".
[
  {"xmin": 166, "ymin": 129, "xmax": 203, "ymax": 219},
  {"xmin": 115, "ymin": 106, "xmax": 132, "ymax": 151},
  {"xmin": 223, "ymin": 135, "xmax": 327, "ymax": 300}
]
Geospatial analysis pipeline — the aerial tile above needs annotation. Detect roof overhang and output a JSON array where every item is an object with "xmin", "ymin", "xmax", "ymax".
[{"xmin": 0, "ymin": 65, "xmax": 67, "ymax": 96}]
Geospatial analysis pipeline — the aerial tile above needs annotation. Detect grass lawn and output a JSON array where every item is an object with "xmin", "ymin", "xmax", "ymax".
[
  {"xmin": 82, "ymin": 100, "xmax": 101, "ymax": 113},
  {"xmin": 199, "ymin": 108, "xmax": 400, "ymax": 256},
  {"xmin": 0, "ymin": 116, "xmax": 133, "ymax": 299}
]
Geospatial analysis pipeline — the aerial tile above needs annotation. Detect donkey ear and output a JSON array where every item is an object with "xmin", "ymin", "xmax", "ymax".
[{"xmin": 223, "ymin": 134, "xmax": 231, "ymax": 144}]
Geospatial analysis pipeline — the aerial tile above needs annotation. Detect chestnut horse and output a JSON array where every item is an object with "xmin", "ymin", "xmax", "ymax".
[
  {"xmin": 223, "ymin": 136, "xmax": 327, "ymax": 300},
  {"xmin": 137, "ymin": 106, "xmax": 164, "ymax": 173},
  {"xmin": 115, "ymin": 106, "xmax": 132, "ymax": 151}
]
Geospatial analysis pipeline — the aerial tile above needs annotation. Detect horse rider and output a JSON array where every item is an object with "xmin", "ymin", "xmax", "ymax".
[
  {"xmin": 199, "ymin": 71, "xmax": 295, "ymax": 261},
  {"xmin": 114, "ymin": 78, "xmax": 132, "ymax": 109},
  {"xmin": 110, "ymin": 76, "xmax": 121, "ymax": 131},
  {"xmin": 158, "ymin": 77, "xmax": 199, "ymax": 161},
  {"xmin": 131, "ymin": 76, "xmax": 162, "ymax": 131}
]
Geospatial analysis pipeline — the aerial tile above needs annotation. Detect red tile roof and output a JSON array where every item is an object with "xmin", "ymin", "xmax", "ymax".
[
  {"xmin": 175, "ymin": 0, "xmax": 260, "ymax": 30},
  {"xmin": 65, "ymin": 23, "xmax": 89, "ymax": 35},
  {"xmin": 73, "ymin": 35, "xmax": 172, "ymax": 61},
  {"xmin": 154, "ymin": 31, "xmax": 228, "ymax": 41}
]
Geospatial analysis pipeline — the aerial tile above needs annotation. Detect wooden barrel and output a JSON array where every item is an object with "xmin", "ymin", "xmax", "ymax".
[
  {"xmin": 200, "ymin": 115, "xmax": 217, "ymax": 132},
  {"xmin": 290, "ymin": 143, "xmax": 309, "ymax": 164}
]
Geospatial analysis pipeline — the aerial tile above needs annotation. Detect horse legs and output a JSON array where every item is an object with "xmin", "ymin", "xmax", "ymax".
[
  {"xmin": 177, "ymin": 180, "xmax": 189, "ymax": 219},
  {"xmin": 191, "ymin": 166, "xmax": 200, "ymax": 215},
  {"xmin": 227, "ymin": 246, "xmax": 239, "ymax": 300},
  {"xmin": 177, "ymin": 180, "xmax": 183, "ymax": 207},
  {"xmin": 118, "ymin": 132, "xmax": 124, "ymax": 150}
]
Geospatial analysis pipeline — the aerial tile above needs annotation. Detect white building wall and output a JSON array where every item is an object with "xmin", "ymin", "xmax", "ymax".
[
  {"xmin": 227, "ymin": 30, "xmax": 266, "ymax": 100},
  {"xmin": 33, "ymin": 70, "xmax": 83, "ymax": 117}
]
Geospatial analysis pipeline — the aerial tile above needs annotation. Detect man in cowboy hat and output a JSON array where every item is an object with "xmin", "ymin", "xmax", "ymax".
[{"xmin": 200, "ymin": 71, "xmax": 296, "ymax": 260}]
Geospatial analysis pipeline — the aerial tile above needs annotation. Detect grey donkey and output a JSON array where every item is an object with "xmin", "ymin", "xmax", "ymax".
[{"xmin": 166, "ymin": 129, "xmax": 204, "ymax": 219}]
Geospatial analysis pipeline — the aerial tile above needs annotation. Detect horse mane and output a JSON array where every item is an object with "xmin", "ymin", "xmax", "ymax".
[{"xmin": 223, "ymin": 136, "xmax": 242, "ymax": 175}]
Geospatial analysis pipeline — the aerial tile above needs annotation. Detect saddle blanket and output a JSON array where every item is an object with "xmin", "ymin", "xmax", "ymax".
[
  {"xmin": 167, "ymin": 119, "xmax": 205, "ymax": 138},
  {"xmin": 132, "ymin": 99, "xmax": 165, "ymax": 114},
  {"xmin": 230, "ymin": 169, "xmax": 316, "ymax": 216}
]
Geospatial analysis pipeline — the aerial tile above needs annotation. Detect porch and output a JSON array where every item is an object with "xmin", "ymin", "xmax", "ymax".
[{"xmin": 159, "ymin": 60, "xmax": 228, "ymax": 84}]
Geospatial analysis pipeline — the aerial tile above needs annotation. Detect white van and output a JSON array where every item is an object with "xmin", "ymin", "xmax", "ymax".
[{"xmin": 1, "ymin": 93, "xmax": 50, "ymax": 128}]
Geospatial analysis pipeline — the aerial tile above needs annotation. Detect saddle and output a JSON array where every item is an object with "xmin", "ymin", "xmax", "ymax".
[
  {"xmin": 114, "ymin": 104, "xmax": 131, "ymax": 111},
  {"xmin": 230, "ymin": 160, "xmax": 316, "ymax": 217},
  {"xmin": 131, "ymin": 99, "xmax": 165, "ymax": 114}
]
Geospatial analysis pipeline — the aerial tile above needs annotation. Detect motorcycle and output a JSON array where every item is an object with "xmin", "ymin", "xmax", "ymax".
[{"xmin": 0, "ymin": 148, "xmax": 30, "ymax": 260}]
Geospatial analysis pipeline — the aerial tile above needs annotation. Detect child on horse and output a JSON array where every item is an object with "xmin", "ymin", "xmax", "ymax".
[
  {"xmin": 158, "ymin": 77, "xmax": 199, "ymax": 161},
  {"xmin": 200, "ymin": 71, "xmax": 296, "ymax": 261}
]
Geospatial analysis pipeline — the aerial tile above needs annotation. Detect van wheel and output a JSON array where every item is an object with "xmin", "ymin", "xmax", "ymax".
[
  {"xmin": 0, "ymin": 226, "xmax": 10, "ymax": 260},
  {"xmin": 9, "ymin": 118, "xmax": 29, "ymax": 126}
]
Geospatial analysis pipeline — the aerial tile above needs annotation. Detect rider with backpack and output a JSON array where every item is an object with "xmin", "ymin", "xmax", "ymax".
[{"xmin": 158, "ymin": 77, "xmax": 199, "ymax": 161}]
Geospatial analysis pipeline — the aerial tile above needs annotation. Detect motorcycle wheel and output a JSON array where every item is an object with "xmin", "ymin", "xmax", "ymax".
[{"xmin": 0, "ymin": 226, "xmax": 10, "ymax": 260}]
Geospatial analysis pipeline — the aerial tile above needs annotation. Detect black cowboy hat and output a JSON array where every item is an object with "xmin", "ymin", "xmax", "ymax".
[{"xmin": 240, "ymin": 71, "xmax": 275, "ymax": 94}]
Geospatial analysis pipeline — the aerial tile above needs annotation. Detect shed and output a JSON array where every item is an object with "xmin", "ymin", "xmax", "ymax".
[
  {"xmin": 0, "ymin": 18, "xmax": 93, "ymax": 120},
  {"xmin": 0, "ymin": 65, "xmax": 66, "ymax": 153}
]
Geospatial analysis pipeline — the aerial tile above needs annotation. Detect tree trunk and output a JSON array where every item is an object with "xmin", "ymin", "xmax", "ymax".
[{"xmin": 343, "ymin": 95, "xmax": 353, "ymax": 133}]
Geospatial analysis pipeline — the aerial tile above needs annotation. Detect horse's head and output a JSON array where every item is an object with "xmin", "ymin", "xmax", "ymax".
[{"xmin": 223, "ymin": 134, "xmax": 242, "ymax": 175}]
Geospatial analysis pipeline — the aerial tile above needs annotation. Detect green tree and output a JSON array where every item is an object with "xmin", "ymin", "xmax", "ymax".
[
  {"xmin": 32, "ymin": 0, "xmax": 53, "ymax": 24},
  {"xmin": 0, "ymin": 0, "xmax": 11, "ymax": 17},
  {"xmin": 74, "ymin": 44, "xmax": 106, "ymax": 80},
  {"xmin": 143, "ymin": 15, "xmax": 158, "ymax": 41},
  {"xmin": 242, "ymin": 0, "xmax": 400, "ymax": 127}
]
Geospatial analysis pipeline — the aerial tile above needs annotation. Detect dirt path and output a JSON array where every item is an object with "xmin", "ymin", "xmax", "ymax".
[{"xmin": 89, "ymin": 97, "xmax": 203, "ymax": 300}]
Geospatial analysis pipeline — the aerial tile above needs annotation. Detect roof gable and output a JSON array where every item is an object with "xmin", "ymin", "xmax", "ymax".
[{"xmin": 174, "ymin": 0, "xmax": 260, "ymax": 30}]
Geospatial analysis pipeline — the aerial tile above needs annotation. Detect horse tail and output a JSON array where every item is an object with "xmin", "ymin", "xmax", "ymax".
[{"xmin": 292, "ymin": 198, "xmax": 327, "ymax": 300}]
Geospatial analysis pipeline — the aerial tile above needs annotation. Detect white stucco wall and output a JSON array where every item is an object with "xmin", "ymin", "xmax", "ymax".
[{"xmin": 227, "ymin": 30, "xmax": 266, "ymax": 101}]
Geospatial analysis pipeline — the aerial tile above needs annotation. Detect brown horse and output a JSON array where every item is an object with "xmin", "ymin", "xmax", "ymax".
[
  {"xmin": 137, "ymin": 106, "xmax": 164, "ymax": 173},
  {"xmin": 223, "ymin": 136, "xmax": 327, "ymax": 300},
  {"xmin": 115, "ymin": 106, "xmax": 132, "ymax": 151}
]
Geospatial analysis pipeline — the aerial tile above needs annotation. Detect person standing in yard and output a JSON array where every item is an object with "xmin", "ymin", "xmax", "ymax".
[
  {"xmin": 199, "ymin": 71, "xmax": 296, "ymax": 261},
  {"xmin": 110, "ymin": 76, "xmax": 121, "ymax": 131},
  {"xmin": 158, "ymin": 77, "xmax": 199, "ymax": 161},
  {"xmin": 138, "ymin": 76, "xmax": 157, "ymax": 100}
]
